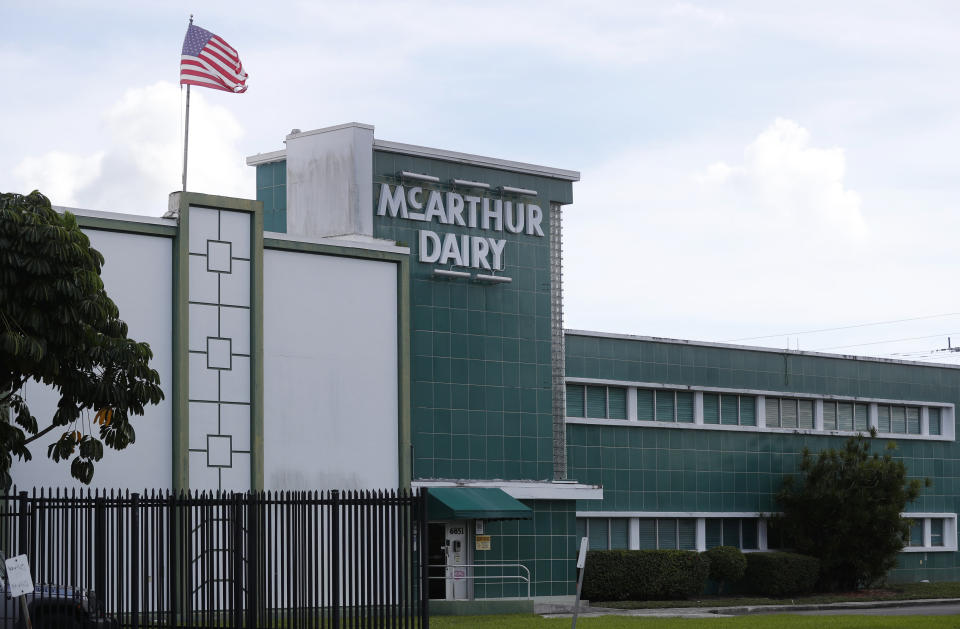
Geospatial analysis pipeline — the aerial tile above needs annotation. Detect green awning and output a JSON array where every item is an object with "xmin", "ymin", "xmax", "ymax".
[{"xmin": 426, "ymin": 487, "xmax": 532, "ymax": 520}]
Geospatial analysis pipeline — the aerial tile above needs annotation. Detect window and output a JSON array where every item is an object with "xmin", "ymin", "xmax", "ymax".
[
  {"xmin": 908, "ymin": 520, "xmax": 924, "ymax": 547},
  {"xmin": 907, "ymin": 407, "xmax": 921, "ymax": 434},
  {"xmin": 822, "ymin": 401, "xmax": 869, "ymax": 432},
  {"xmin": 704, "ymin": 394, "xmax": 756, "ymax": 426},
  {"xmin": 637, "ymin": 518, "xmax": 696, "ymax": 550},
  {"xmin": 705, "ymin": 518, "xmax": 759, "ymax": 550},
  {"xmin": 877, "ymin": 404, "xmax": 922, "ymax": 435},
  {"xmin": 578, "ymin": 518, "xmax": 630, "ymax": 550},
  {"xmin": 930, "ymin": 408, "xmax": 942, "ymax": 436},
  {"xmin": 638, "ymin": 389, "xmax": 694, "ymax": 423},
  {"xmin": 566, "ymin": 385, "xmax": 627, "ymax": 420},
  {"xmin": 766, "ymin": 398, "xmax": 814, "ymax": 429},
  {"xmin": 931, "ymin": 519, "xmax": 945, "ymax": 547}
]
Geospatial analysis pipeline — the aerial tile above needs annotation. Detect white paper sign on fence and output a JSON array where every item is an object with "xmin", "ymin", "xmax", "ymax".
[{"xmin": 5, "ymin": 555, "xmax": 34, "ymax": 597}]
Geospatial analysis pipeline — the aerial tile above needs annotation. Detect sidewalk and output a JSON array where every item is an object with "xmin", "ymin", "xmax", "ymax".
[{"xmin": 537, "ymin": 597, "xmax": 960, "ymax": 619}]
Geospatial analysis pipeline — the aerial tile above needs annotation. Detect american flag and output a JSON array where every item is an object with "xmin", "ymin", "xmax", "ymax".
[{"xmin": 180, "ymin": 24, "xmax": 247, "ymax": 93}]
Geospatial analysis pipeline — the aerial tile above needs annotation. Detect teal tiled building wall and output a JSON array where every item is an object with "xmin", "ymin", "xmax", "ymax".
[
  {"xmin": 372, "ymin": 150, "xmax": 572, "ymax": 482},
  {"xmin": 565, "ymin": 333, "xmax": 960, "ymax": 582},
  {"xmin": 475, "ymin": 500, "xmax": 577, "ymax": 597}
]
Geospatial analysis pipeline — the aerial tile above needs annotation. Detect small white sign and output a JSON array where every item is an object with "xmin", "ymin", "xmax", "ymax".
[
  {"xmin": 5, "ymin": 555, "xmax": 33, "ymax": 598},
  {"xmin": 576, "ymin": 537, "xmax": 589, "ymax": 570}
]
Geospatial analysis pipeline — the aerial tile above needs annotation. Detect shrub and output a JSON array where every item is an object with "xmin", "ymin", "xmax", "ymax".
[
  {"xmin": 742, "ymin": 552, "xmax": 820, "ymax": 596},
  {"xmin": 704, "ymin": 546, "xmax": 746, "ymax": 593},
  {"xmin": 582, "ymin": 550, "xmax": 710, "ymax": 601},
  {"xmin": 776, "ymin": 433, "xmax": 928, "ymax": 590}
]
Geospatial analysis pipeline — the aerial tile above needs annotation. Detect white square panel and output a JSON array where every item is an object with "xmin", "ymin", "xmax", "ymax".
[
  {"xmin": 207, "ymin": 337, "xmax": 232, "ymax": 370},
  {"xmin": 220, "ymin": 307, "xmax": 249, "ymax": 355},
  {"xmin": 188, "ymin": 256, "xmax": 218, "ymax": 304},
  {"xmin": 219, "ymin": 452, "xmax": 250, "ymax": 492},
  {"xmin": 189, "ymin": 451, "xmax": 219, "ymax": 490},
  {"xmin": 220, "ymin": 356, "xmax": 249, "ymax": 404},
  {"xmin": 188, "ymin": 352, "xmax": 218, "ymax": 401},
  {"xmin": 219, "ymin": 211, "xmax": 251, "ymax": 259},
  {"xmin": 188, "ymin": 304, "xmax": 218, "ymax": 352},
  {"xmin": 188, "ymin": 208, "xmax": 219, "ymax": 254},
  {"xmin": 188, "ymin": 402, "xmax": 219, "ymax": 450},
  {"xmin": 220, "ymin": 404, "xmax": 250, "ymax": 450},
  {"xmin": 207, "ymin": 435, "xmax": 232, "ymax": 467},
  {"xmin": 219, "ymin": 259, "xmax": 250, "ymax": 307},
  {"xmin": 207, "ymin": 240, "xmax": 232, "ymax": 273}
]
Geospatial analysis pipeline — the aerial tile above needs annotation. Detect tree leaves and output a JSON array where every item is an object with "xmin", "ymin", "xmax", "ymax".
[
  {"xmin": 774, "ymin": 431, "xmax": 928, "ymax": 591},
  {"xmin": 0, "ymin": 190, "xmax": 164, "ymax": 489}
]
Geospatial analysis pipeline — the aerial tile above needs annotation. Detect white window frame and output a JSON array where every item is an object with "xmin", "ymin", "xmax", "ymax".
[
  {"xmin": 565, "ymin": 377, "xmax": 955, "ymax": 442},
  {"xmin": 901, "ymin": 513, "xmax": 958, "ymax": 552}
]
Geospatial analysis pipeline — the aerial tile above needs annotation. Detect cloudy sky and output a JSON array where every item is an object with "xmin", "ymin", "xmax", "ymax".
[{"xmin": 3, "ymin": 1, "xmax": 960, "ymax": 363}]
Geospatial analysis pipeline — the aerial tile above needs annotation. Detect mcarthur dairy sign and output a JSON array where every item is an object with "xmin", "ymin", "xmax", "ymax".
[{"xmin": 376, "ymin": 182, "xmax": 544, "ymax": 271}]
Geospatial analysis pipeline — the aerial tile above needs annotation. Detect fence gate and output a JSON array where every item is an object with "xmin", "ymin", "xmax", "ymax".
[{"xmin": 0, "ymin": 488, "xmax": 429, "ymax": 628}]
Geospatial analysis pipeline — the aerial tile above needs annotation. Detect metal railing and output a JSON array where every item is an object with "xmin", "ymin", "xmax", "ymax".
[
  {"xmin": 0, "ymin": 487, "xmax": 430, "ymax": 628},
  {"xmin": 428, "ymin": 562, "xmax": 531, "ymax": 599}
]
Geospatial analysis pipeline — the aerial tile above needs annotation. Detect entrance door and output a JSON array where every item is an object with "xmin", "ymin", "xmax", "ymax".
[
  {"xmin": 427, "ymin": 523, "xmax": 446, "ymax": 599},
  {"xmin": 444, "ymin": 521, "xmax": 468, "ymax": 600}
]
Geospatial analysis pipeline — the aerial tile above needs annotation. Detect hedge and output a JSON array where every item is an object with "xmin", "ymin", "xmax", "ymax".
[
  {"xmin": 581, "ymin": 550, "xmax": 710, "ymax": 601},
  {"xmin": 704, "ymin": 545, "xmax": 746, "ymax": 593},
  {"xmin": 742, "ymin": 552, "xmax": 820, "ymax": 596}
]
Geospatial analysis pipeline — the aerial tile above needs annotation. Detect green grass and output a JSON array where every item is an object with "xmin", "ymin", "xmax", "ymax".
[
  {"xmin": 431, "ymin": 614, "xmax": 960, "ymax": 628},
  {"xmin": 593, "ymin": 581, "xmax": 960, "ymax": 610}
]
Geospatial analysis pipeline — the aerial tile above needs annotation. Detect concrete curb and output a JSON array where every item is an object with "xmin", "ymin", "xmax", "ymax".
[
  {"xmin": 723, "ymin": 597, "xmax": 960, "ymax": 615},
  {"xmin": 540, "ymin": 597, "xmax": 960, "ymax": 618}
]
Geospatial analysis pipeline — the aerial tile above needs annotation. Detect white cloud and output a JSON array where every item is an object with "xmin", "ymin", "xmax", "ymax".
[
  {"xmin": 699, "ymin": 118, "xmax": 865, "ymax": 238},
  {"xmin": 12, "ymin": 82, "xmax": 252, "ymax": 215},
  {"xmin": 563, "ymin": 119, "xmax": 880, "ymax": 342},
  {"xmin": 13, "ymin": 151, "xmax": 104, "ymax": 207}
]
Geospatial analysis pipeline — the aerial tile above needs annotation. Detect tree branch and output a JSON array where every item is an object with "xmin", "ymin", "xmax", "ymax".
[{"xmin": 22, "ymin": 423, "xmax": 57, "ymax": 446}]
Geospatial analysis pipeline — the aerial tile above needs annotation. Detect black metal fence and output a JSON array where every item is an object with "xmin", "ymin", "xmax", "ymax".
[{"xmin": 0, "ymin": 488, "xmax": 429, "ymax": 628}]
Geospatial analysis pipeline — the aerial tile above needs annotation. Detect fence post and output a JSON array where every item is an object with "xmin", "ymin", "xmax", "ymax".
[
  {"xmin": 94, "ymin": 497, "xmax": 106, "ymax": 612},
  {"xmin": 130, "ymin": 492, "xmax": 140, "ymax": 629},
  {"xmin": 331, "ymin": 490, "xmax": 340, "ymax": 629},
  {"xmin": 231, "ymin": 493, "xmax": 243, "ymax": 629},
  {"xmin": 17, "ymin": 492, "xmax": 28, "ymax": 560},
  {"xmin": 245, "ymin": 493, "xmax": 257, "ymax": 629},
  {"xmin": 419, "ymin": 488, "xmax": 429, "ymax": 629}
]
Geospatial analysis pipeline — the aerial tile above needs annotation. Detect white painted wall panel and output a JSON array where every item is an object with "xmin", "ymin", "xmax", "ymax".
[
  {"xmin": 263, "ymin": 249, "xmax": 398, "ymax": 491},
  {"xmin": 11, "ymin": 230, "xmax": 173, "ymax": 491},
  {"xmin": 189, "ymin": 303, "xmax": 218, "ymax": 351},
  {"xmin": 219, "ymin": 212, "xmax": 251, "ymax": 259},
  {"xmin": 189, "ymin": 403, "xmax": 219, "ymax": 450},
  {"xmin": 189, "ymin": 208, "xmax": 219, "ymax": 254},
  {"xmin": 220, "ymin": 357, "xmax": 250, "ymax": 404},
  {"xmin": 188, "ymin": 256, "xmax": 218, "ymax": 303},
  {"xmin": 219, "ymin": 260, "xmax": 250, "ymax": 307}
]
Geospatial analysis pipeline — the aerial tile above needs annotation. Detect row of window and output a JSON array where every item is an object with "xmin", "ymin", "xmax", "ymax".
[
  {"xmin": 577, "ymin": 517, "xmax": 759, "ymax": 551},
  {"xmin": 567, "ymin": 384, "xmax": 946, "ymax": 437},
  {"xmin": 577, "ymin": 515, "xmax": 954, "ymax": 552}
]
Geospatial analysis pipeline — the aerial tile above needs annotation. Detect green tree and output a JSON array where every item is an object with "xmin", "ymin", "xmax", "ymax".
[
  {"xmin": 775, "ymin": 431, "xmax": 928, "ymax": 591},
  {"xmin": 0, "ymin": 191, "xmax": 164, "ymax": 489}
]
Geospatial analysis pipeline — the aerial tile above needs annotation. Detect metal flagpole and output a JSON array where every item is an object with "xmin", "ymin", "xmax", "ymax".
[{"xmin": 181, "ymin": 15, "xmax": 193, "ymax": 192}]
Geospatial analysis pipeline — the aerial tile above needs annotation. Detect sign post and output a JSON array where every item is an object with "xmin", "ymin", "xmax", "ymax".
[
  {"xmin": 571, "ymin": 537, "xmax": 588, "ymax": 629},
  {"xmin": 6, "ymin": 554, "xmax": 34, "ymax": 629}
]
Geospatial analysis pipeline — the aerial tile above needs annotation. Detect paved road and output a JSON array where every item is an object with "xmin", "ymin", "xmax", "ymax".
[{"xmin": 787, "ymin": 602, "xmax": 960, "ymax": 616}]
